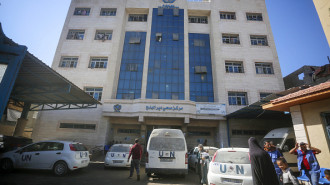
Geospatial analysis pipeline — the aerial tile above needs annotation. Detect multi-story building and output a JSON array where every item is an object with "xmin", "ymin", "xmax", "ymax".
[{"xmin": 32, "ymin": 0, "xmax": 285, "ymax": 148}]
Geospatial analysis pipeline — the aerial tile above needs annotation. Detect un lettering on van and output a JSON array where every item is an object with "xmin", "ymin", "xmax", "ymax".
[
  {"xmin": 219, "ymin": 164, "xmax": 244, "ymax": 175},
  {"xmin": 159, "ymin": 151, "xmax": 175, "ymax": 158}
]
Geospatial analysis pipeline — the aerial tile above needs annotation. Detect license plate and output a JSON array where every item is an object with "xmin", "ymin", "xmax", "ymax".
[
  {"xmin": 222, "ymin": 178, "xmax": 242, "ymax": 184},
  {"xmin": 160, "ymin": 158, "xmax": 173, "ymax": 162},
  {"xmin": 113, "ymin": 160, "xmax": 123, "ymax": 163},
  {"xmin": 81, "ymin": 160, "xmax": 88, "ymax": 164}
]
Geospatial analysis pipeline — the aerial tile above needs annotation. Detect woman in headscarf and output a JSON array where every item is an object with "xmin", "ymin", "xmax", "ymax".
[{"xmin": 248, "ymin": 137, "xmax": 279, "ymax": 185}]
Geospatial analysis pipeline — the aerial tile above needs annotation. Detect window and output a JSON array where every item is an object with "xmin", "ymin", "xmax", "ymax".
[
  {"xmin": 220, "ymin": 12, "xmax": 236, "ymax": 20},
  {"xmin": 128, "ymin": 14, "xmax": 148, "ymax": 22},
  {"xmin": 60, "ymin": 123, "xmax": 96, "ymax": 130},
  {"xmin": 100, "ymin": 8, "xmax": 116, "ymax": 16},
  {"xmin": 255, "ymin": 62, "xmax": 274, "ymax": 74},
  {"xmin": 129, "ymin": 37, "xmax": 141, "ymax": 44},
  {"xmin": 250, "ymin": 35, "xmax": 268, "ymax": 46},
  {"xmin": 188, "ymin": 131, "xmax": 211, "ymax": 136},
  {"xmin": 126, "ymin": 63, "xmax": 138, "ymax": 71},
  {"xmin": 85, "ymin": 87, "xmax": 103, "ymax": 101},
  {"xmin": 194, "ymin": 39, "xmax": 205, "ymax": 47},
  {"xmin": 43, "ymin": 142, "xmax": 64, "ymax": 151},
  {"xmin": 59, "ymin": 57, "xmax": 78, "ymax": 68},
  {"xmin": 228, "ymin": 92, "xmax": 247, "ymax": 105},
  {"xmin": 89, "ymin": 57, "xmax": 108, "ymax": 69},
  {"xmin": 260, "ymin": 92, "xmax": 272, "ymax": 99},
  {"xmin": 195, "ymin": 66, "xmax": 207, "ymax": 73},
  {"xmin": 67, "ymin": 30, "xmax": 85, "ymax": 40},
  {"xmin": 222, "ymin": 34, "xmax": 240, "ymax": 44},
  {"xmin": 173, "ymin": 33, "xmax": 179, "ymax": 41},
  {"xmin": 196, "ymin": 96, "xmax": 208, "ymax": 102},
  {"xmin": 74, "ymin": 8, "xmax": 90, "ymax": 16},
  {"xmin": 246, "ymin": 13, "xmax": 263, "ymax": 21},
  {"xmin": 156, "ymin": 33, "xmax": 162, "ymax": 42},
  {"xmin": 232, "ymin": 129, "xmax": 267, "ymax": 136},
  {"xmin": 152, "ymin": 92, "xmax": 159, "ymax": 99},
  {"xmin": 122, "ymin": 93, "xmax": 135, "ymax": 99},
  {"xmin": 188, "ymin": 16, "xmax": 208, "ymax": 24},
  {"xmin": 225, "ymin": 61, "xmax": 244, "ymax": 73},
  {"xmin": 321, "ymin": 113, "xmax": 330, "ymax": 141},
  {"xmin": 22, "ymin": 143, "xmax": 47, "ymax": 152},
  {"xmin": 95, "ymin": 30, "xmax": 112, "ymax": 40},
  {"xmin": 158, "ymin": 7, "xmax": 164, "ymax": 16},
  {"xmin": 117, "ymin": 129, "xmax": 140, "ymax": 134}
]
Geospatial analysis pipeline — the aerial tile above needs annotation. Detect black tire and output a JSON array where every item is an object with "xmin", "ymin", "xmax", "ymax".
[
  {"xmin": 53, "ymin": 161, "xmax": 68, "ymax": 176},
  {"xmin": 0, "ymin": 158, "xmax": 14, "ymax": 173}
]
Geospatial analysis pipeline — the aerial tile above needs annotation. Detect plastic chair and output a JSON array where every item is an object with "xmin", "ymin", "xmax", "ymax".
[
  {"xmin": 298, "ymin": 170, "xmax": 310, "ymax": 183},
  {"xmin": 319, "ymin": 168, "xmax": 330, "ymax": 185}
]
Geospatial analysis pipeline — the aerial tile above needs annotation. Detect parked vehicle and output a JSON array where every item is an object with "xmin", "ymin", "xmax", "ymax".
[
  {"xmin": 0, "ymin": 140, "xmax": 89, "ymax": 176},
  {"xmin": 208, "ymin": 148, "xmax": 252, "ymax": 185},
  {"xmin": 260, "ymin": 127, "xmax": 297, "ymax": 172},
  {"xmin": 104, "ymin": 144, "xmax": 132, "ymax": 168},
  {"xmin": 145, "ymin": 129, "xmax": 188, "ymax": 177},
  {"xmin": 0, "ymin": 135, "xmax": 32, "ymax": 153},
  {"xmin": 188, "ymin": 146, "xmax": 219, "ymax": 172}
]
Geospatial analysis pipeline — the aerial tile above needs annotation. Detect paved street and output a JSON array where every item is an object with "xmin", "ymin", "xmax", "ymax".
[{"xmin": 0, "ymin": 155, "xmax": 200, "ymax": 185}]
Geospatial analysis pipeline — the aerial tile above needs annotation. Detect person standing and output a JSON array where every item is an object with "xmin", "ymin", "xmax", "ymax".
[
  {"xmin": 197, "ymin": 144, "xmax": 205, "ymax": 184},
  {"xmin": 289, "ymin": 142, "xmax": 321, "ymax": 185},
  {"xmin": 248, "ymin": 137, "xmax": 280, "ymax": 185},
  {"xmin": 264, "ymin": 141, "xmax": 283, "ymax": 184},
  {"xmin": 276, "ymin": 158, "xmax": 299, "ymax": 185},
  {"xmin": 127, "ymin": 138, "xmax": 143, "ymax": 181}
]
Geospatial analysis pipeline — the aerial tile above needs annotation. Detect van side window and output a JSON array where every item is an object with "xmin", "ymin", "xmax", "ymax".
[{"xmin": 283, "ymin": 138, "xmax": 295, "ymax": 152}]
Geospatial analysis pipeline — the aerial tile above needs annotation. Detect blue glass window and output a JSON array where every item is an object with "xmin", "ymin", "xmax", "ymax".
[
  {"xmin": 189, "ymin": 33, "xmax": 214, "ymax": 102},
  {"xmin": 116, "ymin": 32, "xmax": 146, "ymax": 99},
  {"xmin": 146, "ymin": 8, "xmax": 185, "ymax": 100}
]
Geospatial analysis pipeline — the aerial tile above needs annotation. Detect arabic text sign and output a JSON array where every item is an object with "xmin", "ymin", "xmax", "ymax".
[
  {"xmin": 196, "ymin": 104, "xmax": 226, "ymax": 115},
  {"xmin": 146, "ymin": 105, "xmax": 183, "ymax": 112}
]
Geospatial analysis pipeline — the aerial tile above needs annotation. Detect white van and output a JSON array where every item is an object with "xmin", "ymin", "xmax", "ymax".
[
  {"xmin": 261, "ymin": 127, "xmax": 298, "ymax": 171},
  {"xmin": 145, "ymin": 129, "xmax": 188, "ymax": 177}
]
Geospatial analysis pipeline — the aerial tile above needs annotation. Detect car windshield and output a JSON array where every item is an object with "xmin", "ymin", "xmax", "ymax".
[
  {"xmin": 72, "ymin": 143, "xmax": 88, "ymax": 151},
  {"xmin": 149, "ymin": 137, "xmax": 185, "ymax": 151},
  {"xmin": 110, "ymin": 145, "xmax": 130, "ymax": 152},
  {"xmin": 214, "ymin": 151, "xmax": 250, "ymax": 164},
  {"xmin": 260, "ymin": 138, "xmax": 284, "ymax": 148}
]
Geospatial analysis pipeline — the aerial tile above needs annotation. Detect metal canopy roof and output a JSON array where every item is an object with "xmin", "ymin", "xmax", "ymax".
[
  {"xmin": 225, "ymin": 87, "xmax": 305, "ymax": 119},
  {"xmin": 2, "ymin": 28, "xmax": 101, "ymax": 111}
]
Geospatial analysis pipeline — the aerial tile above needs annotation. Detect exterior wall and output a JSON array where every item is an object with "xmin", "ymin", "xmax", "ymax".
[
  {"xmin": 301, "ymin": 98, "xmax": 330, "ymax": 168},
  {"xmin": 283, "ymin": 65, "xmax": 317, "ymax": 89},
  {"xmin": 33, "ymin": 0, "xmax": 285, "ymax": 148},
  {"xmin": 313, "ymin": 0, "xmax": 330, "ymax": 47}
]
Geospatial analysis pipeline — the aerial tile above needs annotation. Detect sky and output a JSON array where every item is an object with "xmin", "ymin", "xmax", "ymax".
[{"xmin": 0, "ymin": 0, "xmax": 329, "ymax": 77}]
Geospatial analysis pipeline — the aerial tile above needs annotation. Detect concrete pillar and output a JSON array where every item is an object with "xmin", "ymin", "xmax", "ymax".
[
  {"xmin": 290, "ymin": 105, "xmax": 309, "ymax": 144},
  {"xmin": 218, "ymin": 120, "xmax": 229, "ymax": 148},
  {"xmin": 13, "ymin": 118, "xmax": 28, "ymax": 137}
]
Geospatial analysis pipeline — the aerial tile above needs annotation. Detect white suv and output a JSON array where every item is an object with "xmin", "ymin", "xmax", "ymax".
[
  {"xmin": 208, "ymin": 148, "xmax": 253, "ymax": 185},
  {"xmin": 0, "ymin": 140, "xmax": 89, "ymax": 176}
]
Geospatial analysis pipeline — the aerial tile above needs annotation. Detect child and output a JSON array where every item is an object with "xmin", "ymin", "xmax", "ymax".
[
  {"xmin": 276, "ymin": 158, "xmax": 299, "ymax": 185},
  {"xmin": 325, "ymin": 169, "xmax": 330, "ymax": 181}
]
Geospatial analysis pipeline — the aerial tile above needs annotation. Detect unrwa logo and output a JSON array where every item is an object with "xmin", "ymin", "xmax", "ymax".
[
  {"xmin": 113, "ymin": 104, "xmax": 121, "ymax": 112},
  {"xmin": 163, "ymin": 0, "xmax": 175, "ymax": 3}
]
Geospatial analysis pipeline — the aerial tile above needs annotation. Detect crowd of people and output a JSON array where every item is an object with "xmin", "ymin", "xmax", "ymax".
[{"xmin": 249, "ymin": 137, "xmax": 328, "ymax": 185}]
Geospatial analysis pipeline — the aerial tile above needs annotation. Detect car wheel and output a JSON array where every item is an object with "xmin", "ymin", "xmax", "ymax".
[
  {"xmin": 0, "ymin": 158, "xmax": 13, "ymax": 173},
  {"xmin": 53, "ymin": 161, "xmax": 68, "ymax": 176}
]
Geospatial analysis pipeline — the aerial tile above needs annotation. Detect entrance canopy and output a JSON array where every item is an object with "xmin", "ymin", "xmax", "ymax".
[
  {"xmin": 226, "ymin": 87, "xmax": 305, "ymax": 119},
  {"xmin": 0, "ymin": 24, "xmax": 100, "ymax": 115}
]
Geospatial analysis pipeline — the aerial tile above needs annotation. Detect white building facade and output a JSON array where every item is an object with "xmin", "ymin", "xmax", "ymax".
[{"xmin": 32, "ymin": 0, "xmax": 285, "ymax": 149}]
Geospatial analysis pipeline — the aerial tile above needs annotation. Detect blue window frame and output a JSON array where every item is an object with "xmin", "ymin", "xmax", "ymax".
[
  {"xmin": 146, "ymin": 8, "xmax": 185, "ymax": 100},
  {"xmin": 116, "ymin": 32, "xmax": 146, "ymax": 99}
]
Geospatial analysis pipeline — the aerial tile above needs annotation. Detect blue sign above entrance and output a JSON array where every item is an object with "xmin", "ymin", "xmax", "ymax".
[{"xmin": 163, "ymin": 0, "xmax": 175, "ymax": 3}]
